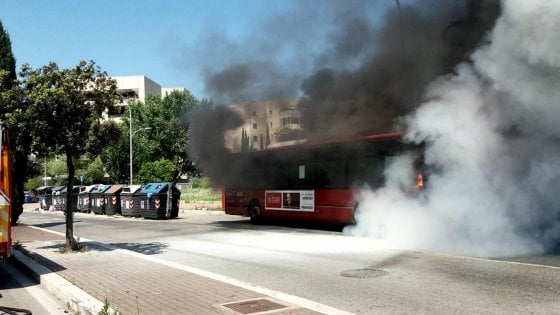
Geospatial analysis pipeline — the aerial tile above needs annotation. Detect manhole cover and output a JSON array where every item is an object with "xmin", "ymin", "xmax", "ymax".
[
  {"xmin": 340, "ymin": 268, "xmax": 387, "ymax": 278},
  {"xmin": 222, "ymin": 298, "xmax": 287, "ymax": 314}
]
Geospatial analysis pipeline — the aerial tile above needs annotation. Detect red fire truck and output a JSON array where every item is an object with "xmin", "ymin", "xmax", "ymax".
[{"xmin": 0, "ymin": 121, "xmax": 12, "ymax": 257}]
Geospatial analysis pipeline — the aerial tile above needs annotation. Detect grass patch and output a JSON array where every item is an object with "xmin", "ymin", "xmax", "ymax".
[
  {"xmin": 12, "ymin": 241, "xmax": 23, "ymax": 250},
  {"xmin": 181, "ymin": 187, "xmax": 221, "ymax": 203}
]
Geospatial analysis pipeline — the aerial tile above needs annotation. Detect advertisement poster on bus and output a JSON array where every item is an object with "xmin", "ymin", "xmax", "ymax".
[{"xmin": 265, "ymin": 190, "xmax": 314, "ymax": 212}]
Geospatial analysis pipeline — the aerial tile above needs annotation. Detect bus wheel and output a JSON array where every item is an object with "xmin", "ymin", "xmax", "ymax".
[
  {"xmin": 351, "ymin": 203, "xmax": 359, "ymax": 225},
  {"xmin": 248, "ymin": 202, "xmax": 261, "ymax": 223}
]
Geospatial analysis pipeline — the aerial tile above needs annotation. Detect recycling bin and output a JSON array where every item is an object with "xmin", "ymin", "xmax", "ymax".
[
  {"xmin": 139, "ymin": 183, "xmax": 181, "ymax": 219},
  {"xmin": 52, "ymin": 186, "xmax": 65, "ymax": 211},
  {"xmin": 36, "ymin": 186, "xmax": 54, "ymax": 210},
  {"xmin": 120, "ymin": 185, "xmax": 142, "ymax": 217},
  {"xmin": 104, "ymin": 184, "xmax": 124, "ymax": 215},
  {"xmin": 78, "ymin": 185, "xmax": 96, "ymax": 213},
  {"xmin": 57, "ymin": 186, "xmax": 82, "ymax": 212},
  {"xmin": 91, "ymin": 184, "xmax": 111, "ymax": 215}
]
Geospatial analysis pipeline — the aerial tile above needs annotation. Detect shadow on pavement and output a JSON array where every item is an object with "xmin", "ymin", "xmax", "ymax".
[
  {"xmin": 34, "ymin": 221, "xmax": 82, "ymax": 229},
  {"xmin": 37, "ymin": 241, "xmax": 170, "ymax": 255},
  {"xmin": 109, "ymin": 242, "xmax": 170, "ymax": 255},
  {"xmin": 213, "ymin": 218, "xmax": 345, "ymax": 233}
]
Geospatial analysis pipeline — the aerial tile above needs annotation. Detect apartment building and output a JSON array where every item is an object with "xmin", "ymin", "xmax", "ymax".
[
  {"xmin": 106, "ymin": 75, "xmax": 304, "ymax": 152},
  {"xmin": 225, "ymin": 100, "xmax": 305, "ymax": 153},
  {"xmin": 104, "ymin": 75, "xmax": 186, "ymax": 122}
]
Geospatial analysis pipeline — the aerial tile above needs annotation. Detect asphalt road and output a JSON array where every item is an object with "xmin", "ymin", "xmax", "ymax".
[
  {"xmin": 0, "ymin": 258, "xmax": 67, "ymax": 315},
  {"xmin": 16, "ymin": 207, "xmax": 560, "ymax": 314}
]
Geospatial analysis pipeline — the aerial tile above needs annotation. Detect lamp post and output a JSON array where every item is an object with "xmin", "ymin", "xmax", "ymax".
[{"xmin": 129, "ymin": 107, "xmax": 151, "ymax": 185}]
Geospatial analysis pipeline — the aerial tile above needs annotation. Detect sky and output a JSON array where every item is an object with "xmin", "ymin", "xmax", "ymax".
[{"xmin": 0, "ymin": 0, "xmax": 393, "ymax": 101}]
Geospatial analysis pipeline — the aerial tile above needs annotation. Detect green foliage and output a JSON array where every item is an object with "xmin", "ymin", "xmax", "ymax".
[
  {"xmin": 241, "ymin": 128, "xmax": 250, "ymax": 152},
  {"xmin": 98, "ymin": 298, "xmax": 120, "ymax": 315},
  {"xmin": 0, "ymin": 20, "xmax": 16, "ymax": 88},
  {"xmin": 100, "ymin": 135, "xmax": 130, "ymax": 183},
  {"xmin": 24, "ymin": 176, "xmax": 43, "ymax": 191},
  {"xmin": 48, "ymin": 157, "xmax": 68, "ymax": 177},
  {"xmin": 102, "ymin": 90, "xmax": 201, "ymax": 183},
  {"xmin": 136, "ymin": 158, "xmax": 175, "ymax": 183},
  {"xmin": 20, "ymin": 61, "xmax": 120, "ymax": 157},
  {"xmin": 191, "ymin": 176, "xmax": 211, "ymax": 188},
  {"xmin": 82, "ymin": 156, "xmax": 111, "ymax": 184}
]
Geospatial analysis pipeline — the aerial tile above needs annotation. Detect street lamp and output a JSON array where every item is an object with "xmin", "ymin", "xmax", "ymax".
[{"xmin": 129, "ymin": 107, "xmax": 151, "ymax": 185}]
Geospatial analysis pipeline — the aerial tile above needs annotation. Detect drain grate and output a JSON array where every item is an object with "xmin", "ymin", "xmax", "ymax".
[
  {"xmin": 222, "ymin": 298, "xmax": 288, "ymax": 314},
  {"xmin": 340, "ymin": 268, "xmax": 388, "ymax": 278}
]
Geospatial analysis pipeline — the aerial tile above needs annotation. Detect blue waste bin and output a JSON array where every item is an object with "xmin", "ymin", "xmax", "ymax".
[
  {"xmin": 138, "ymin": 183, "xmax": 181, "ymax": 219},
  {"xmin": 91, "ymin": 184, "xmax": 111, "ymax": 215}
]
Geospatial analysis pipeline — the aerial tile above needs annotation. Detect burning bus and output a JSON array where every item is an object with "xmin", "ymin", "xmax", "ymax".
[{"xmin": 223, "ymin": 131, "xmax": 424, "ymax": 225}]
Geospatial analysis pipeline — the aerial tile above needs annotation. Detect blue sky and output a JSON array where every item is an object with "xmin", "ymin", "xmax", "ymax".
[{"xmin": 0, "ymin": 1, "xmax": 393, "ymax": 101}]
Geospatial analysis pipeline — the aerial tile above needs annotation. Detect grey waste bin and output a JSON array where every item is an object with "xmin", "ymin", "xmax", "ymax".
[
  {"xmin": 120, "ymin": 185, "xmax": 142, "ymax": 217},
  {"xmin": 78, "ymin": 185, "xmax": 96, "ymax": 213},
  {"xmin": 104, "ymin": 185, "xmax": 124, "ymax": 215},
  {"xmin": 36, "ymin": 186, "xmax": 54, "ymax": 210}
]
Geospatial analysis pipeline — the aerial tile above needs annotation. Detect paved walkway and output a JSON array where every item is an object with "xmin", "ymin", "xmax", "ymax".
[{"xmin": 11, "ymin": 224, "xmax": 323, "ymax": 315}]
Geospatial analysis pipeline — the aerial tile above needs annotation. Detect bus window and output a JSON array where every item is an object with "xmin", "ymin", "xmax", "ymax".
[
  {"xmin": 265, "ymin": 158, "xmax": 290, "ymax": 189},
  {"xmin": 348, "ymin": 156, "xmax": 384, "ymax": 188},
  {"xmin": 292, "ymin": 161, "xmax": 314, "ymax": 189},
  {"xmin": 315, "ymin": 159, "xmax": 347, "ymax": 189}
]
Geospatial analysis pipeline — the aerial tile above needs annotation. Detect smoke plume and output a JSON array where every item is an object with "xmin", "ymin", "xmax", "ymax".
[
  {"xmin": 345, "ymin": 0, "xmax": 560, "ymax": 256},
  {"xmin": 187, "ymin": 0, "xmax": 560, "ymax": 256}
]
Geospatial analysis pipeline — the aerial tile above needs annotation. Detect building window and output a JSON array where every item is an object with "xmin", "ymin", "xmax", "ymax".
[
  {"xmin": 252, "ymin": 111, "xmax": 257, "ymax": 117},
  {"xmin": 253, "ymin": 136, "xmax": 258, "ymax": 142},
  {"xmin": 253, "ymin": 123, "xmax": 257, "ymax": 129},
  {"xmin": 281, "ymin": 109, "xmax": 301, "ymax": 128}
]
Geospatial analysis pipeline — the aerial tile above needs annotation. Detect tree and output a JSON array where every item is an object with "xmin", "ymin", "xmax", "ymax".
[
  {"xmin": 0, "ymin": 20, "xmax": 16, "ymax": 86},
  {"xmin": 19, "ymin": 60, "xmax": 120, "ymax": 251},
  {"xmin": 0, "ymin": 20, "xmax": 29, "ymax": 226},
  {"xmin": 102, "ymin": 90, "xmax": 200, "ymax": 184},
  {"xmin": 136, "ymin": 158, "xmax": 175, "ymax": 183}
]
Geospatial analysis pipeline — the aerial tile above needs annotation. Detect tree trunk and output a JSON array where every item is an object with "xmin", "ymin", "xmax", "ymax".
[
  {"xmin": 10, "ymin": 150, "xmax": 26, "ymax": 226},
  {"xmin": 65, "ymin": 149, "xmax": 79, "ymax": 251}
]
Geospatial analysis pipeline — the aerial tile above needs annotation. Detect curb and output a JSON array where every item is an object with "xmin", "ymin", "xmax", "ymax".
[{"xmin": 9, "ymin": 248, "xmax": 115, "ymax": 315}]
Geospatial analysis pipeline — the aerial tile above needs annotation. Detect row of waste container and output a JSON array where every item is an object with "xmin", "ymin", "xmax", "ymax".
[{"xmin": 34, "ymin": 183, "xmax": 181, "ymax": 219}]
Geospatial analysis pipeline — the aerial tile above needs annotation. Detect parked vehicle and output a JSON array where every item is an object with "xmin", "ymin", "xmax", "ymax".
[{"xmin": 24, "ymin": 191, "xmax": 39, "ymax": 203}]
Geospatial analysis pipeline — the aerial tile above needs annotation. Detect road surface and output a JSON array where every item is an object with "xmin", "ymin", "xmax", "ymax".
[{"xmin": 16, "ymin": 207, "xmax": 560, "ymax": 314}]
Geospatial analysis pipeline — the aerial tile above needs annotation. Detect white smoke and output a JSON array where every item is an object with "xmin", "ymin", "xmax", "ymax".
[{"xmin": 344, "ymin": 0, "xmax": 560, "ymax": 257}]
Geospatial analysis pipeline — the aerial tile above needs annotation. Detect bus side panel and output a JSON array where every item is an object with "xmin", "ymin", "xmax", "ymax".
[
  {"xmin": 313, "ymin": 189, "xmax": 355, "ymax": 224},
  {"xmin": 223, "ymin": 189, "xmax": 248, "ymax": 216},
  {"xmin": 258, "ymin": 189, "xmax": 355, "ymax": 225},
  {"xmin": 223, "ymin": 189, "xmax": 264, "ymax": 216}
]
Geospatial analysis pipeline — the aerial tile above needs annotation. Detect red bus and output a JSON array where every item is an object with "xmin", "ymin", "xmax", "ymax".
[
  {"xmin": 223, "ymin": 132, "xmax": 423, "ymax": 225},
  {"xmin": 0, "ymin": 121, "xmax": 12, "ymax": 257}
]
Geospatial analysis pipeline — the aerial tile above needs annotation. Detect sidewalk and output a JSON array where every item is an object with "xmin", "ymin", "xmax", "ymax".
[{"xmin": 10, "ymin": 223, "xmax": 325, "ymax": 315}]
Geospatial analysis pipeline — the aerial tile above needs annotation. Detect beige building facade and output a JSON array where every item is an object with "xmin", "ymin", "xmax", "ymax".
[
  {"xmin": 104, "ymin": 75, "xmax": 186, "ymax": 122},
  {"xmin": 225, "ymin": 100, "xmax": 305, "ymax": 153}
]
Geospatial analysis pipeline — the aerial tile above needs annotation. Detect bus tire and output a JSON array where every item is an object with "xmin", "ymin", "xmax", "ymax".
[
  {"xmin": 351, "ymin": 203, "xmax": 359, "ymax": 225},
  {"xmin": 248, "ymin": 202, "xmax": 261, "ymax": 223}
]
